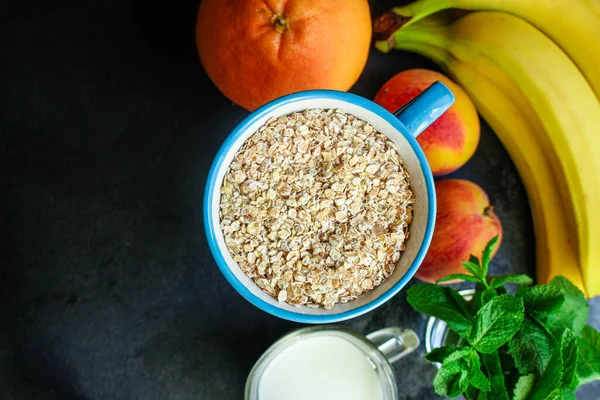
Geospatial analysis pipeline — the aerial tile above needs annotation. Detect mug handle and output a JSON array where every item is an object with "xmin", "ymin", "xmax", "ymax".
[
  {"xmin": 366, "ymin": 327, "xmax": 420, "ymax": 365},
  {"xmin": 394, "ymin": 81, "xmax": 455, "ymax": 138}
]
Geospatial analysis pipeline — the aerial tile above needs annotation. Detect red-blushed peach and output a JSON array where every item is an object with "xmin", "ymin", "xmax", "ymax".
[
  {"xmin": 374, "ymin": 69, "xmax": 480, "ymax": 176},
  {"xmin": 415, "ymin": 179, "xmax": 503, "ymax": 283}
]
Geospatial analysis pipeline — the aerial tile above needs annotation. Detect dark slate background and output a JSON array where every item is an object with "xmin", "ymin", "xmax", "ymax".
[{"xmin": 1, "ymin": 0, "xmax": 598, "ymax": 399}]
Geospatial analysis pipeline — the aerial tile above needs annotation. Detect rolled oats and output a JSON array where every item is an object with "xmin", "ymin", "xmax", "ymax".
[{"xmin": 219, "ymin": 109, "xmax": 414, "ymax": 309}]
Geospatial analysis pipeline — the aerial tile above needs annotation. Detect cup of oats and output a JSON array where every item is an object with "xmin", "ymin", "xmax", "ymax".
[{"xmin": 204, "ymin": 82, "xmax": 454, "ymax": 323}]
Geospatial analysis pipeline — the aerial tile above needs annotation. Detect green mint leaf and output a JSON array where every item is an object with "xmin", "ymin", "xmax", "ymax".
[
  {"xmin": 480, "ymin": 352, "xmax": 509, "ymax": 400},
  {"xmin": 468, "ymin": 351, "xmax": 491, "ymax": 392},
  {"xmin": 432, "ymin": 348, "xmax": 491, "ymax": 398},
  {"xmin": 523, "ymin": 285, "xmax": 565, "ymax": 323},
  {"xmin": 407, "ymin": 284, "xmax": 473, "ymax": 338},
  {"xmin": 469, "ymin": 254, "xmax": 480, "ymax": 266},
  {"xmin": 528, "ymin": 344, "xmax": 563, "ymax": 400},
  {"xmin": 576, "ymin": 325, "xmax": 600, "ymax": 384},
  {"xmin": 462, "ymin": 261, "xmax": 483, "ymax": 280},
  {"xmin": 481, "ymin": 234, "xmax": 499, "ymax": 277},
  {"xmin": 481, "ymin": 288, "xmax": 497, "ymax": 306},
  {"xmin": 559, "ymin": 329, "xmax": 578, "ymax": 391},
  {"xmin": 509, "ymin": 316, "xmax": 555, "ymax": 375},
  {"xmin": 433, "ymin": 367, "xmax": 468, "ymax": 398},
  {"xmin": 425, "ymin": 344, "xmax": 459, "ymax": 363},
  {"xmin": 582, "ymin": 325, "xmax": 600, "ymax": 348},
  {"xmin": 547, "ymin": 276, "xmax": 588, "ymax": 336},
  {"xmin": 433, "ymin": 347, "xmax": 472, "ymax": 397},
  {"xmin": 513, "ymin": 374, "xmax": 535, "ymax": 400},
  {"xmin": 438, "ymin": 347, "xmax": 472, "ymax": 370},
  {"xmin": 468, "ymin": 294, "xmax": 524, "ymax": 354},
  {"xmin": 437, "ymin": 274, "xmax": 481, "ymax": 283},
  {"xmin": 489, "ymin": 274, "xmax": 533, "ymax": 289}
]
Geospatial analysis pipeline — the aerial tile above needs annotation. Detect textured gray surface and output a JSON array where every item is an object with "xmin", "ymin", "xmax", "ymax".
[{"xmin": 1, "ymin": 0, "xmax": 598, "ymax": 399}]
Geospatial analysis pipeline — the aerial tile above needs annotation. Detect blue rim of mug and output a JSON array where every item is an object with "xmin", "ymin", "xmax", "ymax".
[{"xmin": 203, "ymin": 89, "xmax": 436, "ymax": 324}]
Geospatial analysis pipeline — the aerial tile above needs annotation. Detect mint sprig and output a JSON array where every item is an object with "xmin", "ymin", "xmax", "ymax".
[{"xmin": 407, "ymin": 235, "xmax": 600, "ymax": 399}]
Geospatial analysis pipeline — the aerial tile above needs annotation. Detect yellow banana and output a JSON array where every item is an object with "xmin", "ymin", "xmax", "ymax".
[
  {"xmin": 402, "ymin": 19, "xmax": 581, "ymax": 263},
  {"xmin": 446, "ymin": 61, "xmax": 585, "ymax": 295},
  {"xmin": 375, "ymin": 0, "xmax": 600, "ymax": 100},
  {"xmin": 390, "ymin": 12, "xmax": 600, "ymax": 297},
  {"xmin": 399, "ymin": 40, "xmax": 587, "ymax": 295},
  {"xmin": 446, "ymin": 13, "xmax": 600, "ymax": 298}
]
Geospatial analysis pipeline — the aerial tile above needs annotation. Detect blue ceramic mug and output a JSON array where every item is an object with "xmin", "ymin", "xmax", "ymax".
[{"xmin": 204, "ymin": 82, "xmax": 455, "ymax": 323}]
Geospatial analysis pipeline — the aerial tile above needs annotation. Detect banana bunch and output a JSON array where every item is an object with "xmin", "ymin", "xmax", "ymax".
[{"xmin": 374, "ymin": 5, "xmax": 600, "ymax": 298}]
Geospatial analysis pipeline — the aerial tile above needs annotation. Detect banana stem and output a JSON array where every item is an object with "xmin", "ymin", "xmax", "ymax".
[
  {"xmin": 373, "ymin": 0, "xmax": 453, "ymax": 52},
  {"xmin": 392, "ymin": 0, "xmax": 453, "ymax": 27}
]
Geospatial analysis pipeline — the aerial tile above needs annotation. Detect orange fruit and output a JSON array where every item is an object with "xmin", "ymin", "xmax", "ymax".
[{"xmin": 195, "ymin": 0, "xmax": 372, "ymax": 111}]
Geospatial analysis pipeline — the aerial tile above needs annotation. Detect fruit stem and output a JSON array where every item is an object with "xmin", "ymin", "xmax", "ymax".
[
  {"xmin": 483, "ymin": 206, "xmax": 494, "ymax": 217},
  {"xmin": 373, "ymin": 11, "xmax": 411, "ymax": 51},
  {"xmin": 393, "ymin": 0, "xmax": 454, "ymax": 27},
  {"xmin": 374, "ymin": 0, "xmax": 455, "ymax": 52},
  {"xmin": 271, "ymin": 14, "xmax": 288, "ymax": 34},
  {"xmin": 374, "ymin": 0, "xmax": 452, "ymax": 38}
]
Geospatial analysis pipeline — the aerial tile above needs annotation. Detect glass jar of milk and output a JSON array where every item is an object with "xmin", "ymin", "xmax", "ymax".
[{"xmin": 245, "ymin": 325, "xmax": 419, "ymax": 400}]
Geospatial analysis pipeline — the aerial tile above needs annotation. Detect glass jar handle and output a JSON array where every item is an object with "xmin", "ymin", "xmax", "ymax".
[{"xmin": 366, "ymin": 327, "xmax": 420, "ymax": 365}]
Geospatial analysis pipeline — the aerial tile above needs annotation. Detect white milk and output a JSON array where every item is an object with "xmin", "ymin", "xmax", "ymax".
[{"xmin": 258, "ymin": 334, "xmax": 384, "ymax": 400}]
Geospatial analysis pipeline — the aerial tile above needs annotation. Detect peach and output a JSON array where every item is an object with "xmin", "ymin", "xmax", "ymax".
[
  {"xmin": 416, "ymin": 179, "xmax": 503, "ymax": 283},
  {"xmin": 374, "ymin": 69, "xmax": 480, "ymax": 176}
]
